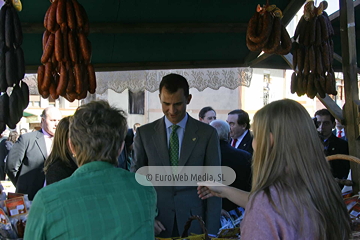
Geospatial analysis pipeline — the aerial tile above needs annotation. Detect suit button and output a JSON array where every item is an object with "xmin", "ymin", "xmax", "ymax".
[{"xmin": 174, "ymin": 192, "xmax": 177, "ymax": 196}]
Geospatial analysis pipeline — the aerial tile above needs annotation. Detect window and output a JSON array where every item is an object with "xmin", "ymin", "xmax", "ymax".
[
  {"xmin": 29, "ymin": 95, "xmax": 40, "ymax": 107},
  {"xmin": 263, "ymin": 74, "xmax": 270, "ymax": 106},
  {"xmin": 128, "ymin": 90, "xmax": 145, "ymax": 114}
]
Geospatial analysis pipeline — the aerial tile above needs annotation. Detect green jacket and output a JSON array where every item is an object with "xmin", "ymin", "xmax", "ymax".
[{"xmin": 24, "ymin": 161, "xmax": 156, "ymax": 240}]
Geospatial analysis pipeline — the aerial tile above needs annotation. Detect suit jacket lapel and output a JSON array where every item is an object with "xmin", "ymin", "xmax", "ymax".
[
  {"xmin": 179, "ymin": 116, "xmax": 198, "ymax": 166},
  {"xmin": 240, "ymin": 131, "xmax": 250, "ymax": 149},
  {"xmin": 35, "ymin": 130, "xmax": 47, "ymax": 160},
  {"xmin": 152, "ymin": 118, "xmax": 170, "ymax": 167}
]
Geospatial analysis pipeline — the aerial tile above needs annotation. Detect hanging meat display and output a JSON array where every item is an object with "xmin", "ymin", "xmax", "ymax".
[
  {"xmin": 38, "ymin": 0, "xmax": 96, "ymax": 102},
  {"xmin": 0, "ymin": 2, "xmax": 29, "ymax": 132},
  {"xmin": 290, "ymin": 0, "xmax": 336, "ymax": 98},
  {"xmin": 246, "ymin": 3, "xmax": 292, "ymax": 55}
]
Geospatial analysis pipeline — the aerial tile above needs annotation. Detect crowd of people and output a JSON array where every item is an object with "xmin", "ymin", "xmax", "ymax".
[{"xmin": 0, "ymin": 73, "xmax": 353, "ymax": 239}]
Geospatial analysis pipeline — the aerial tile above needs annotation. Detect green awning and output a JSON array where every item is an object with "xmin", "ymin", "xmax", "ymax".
[{"xmin": 23, "ymin": 112, "xmax": 36, "ymax": 117}]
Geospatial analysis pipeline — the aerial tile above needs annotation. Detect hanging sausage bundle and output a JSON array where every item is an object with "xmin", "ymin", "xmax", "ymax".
[
  {"xmin": 0, "ymin": 2, "xmax": 29, "ymax": 132},
  {"xmin": 37, "ymin": 0, "xmax": 96, "ymax": 102},
  {"xmin": 246, "ymin": 3, "xmax": 292, "ymax": 55},
  {"xmin": 290, "ymin": 0, "xmax": 336, "ymax": 98}
]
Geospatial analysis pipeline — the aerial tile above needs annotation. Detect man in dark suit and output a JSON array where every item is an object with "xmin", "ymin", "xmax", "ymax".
[
  {"xmin": 332, "ymin": 119, "xmax": 347, "ymax": 141},
  {"xmin": 315, "ymin": 109, "xmax": 349, "ymax": 181},
  {"xmin": 0, "ymin": 130, "xmax": 9, "ymax": 180},
  {"xmin": 131, "ymin": 73, "xmax": 221, "ymax": 238},
  {"xmin": 227, "ymin": 109, "xmax": 253, "ymax": 154},
  {"xmin": 6, "ymin": 107, "xmax": 62, "ymax": 200},
  {"xmin": 210, "ymin": 119, "xmax": 252, "ymax": 212}
]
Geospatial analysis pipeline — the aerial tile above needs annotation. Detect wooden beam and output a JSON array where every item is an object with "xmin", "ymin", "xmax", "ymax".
[
  {"xmin": 339, "ymin": 0, "xmax": 360, "ymax": 193},
  {"xmin": 333, "ymin": 53, "xmax": 360, "ymax": 73},
  {"xmin": 281, "ymin": 0, "xmax": 307, "ymax": 26},
  {"xmin": 280, "ymin": 53, "xmax": 294, "ymax": 69},
  {"xmin": 21, "ymin": 22, "xmax": 248, "ymax": 34},
  {"xmin": 247, "ymin": 53, "xmax": 272, "ymax": 68},
  {"xmin": 25, "ymin": 60, "xmax": 248, "ymax": 73},
  {"xmin": 317, "ymin": 94, "xmax": 343, "ymax": 121}
]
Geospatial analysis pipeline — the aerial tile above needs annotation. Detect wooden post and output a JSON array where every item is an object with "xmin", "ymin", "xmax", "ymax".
[{"xmin": 339, "ymin": 0, "xmax": 360, "ymax": 193}]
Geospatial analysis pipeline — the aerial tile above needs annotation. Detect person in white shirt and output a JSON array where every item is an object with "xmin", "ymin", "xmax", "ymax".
[{"xmin": 5, "ymin": 107, "xmax": 62, "ymax": 200}]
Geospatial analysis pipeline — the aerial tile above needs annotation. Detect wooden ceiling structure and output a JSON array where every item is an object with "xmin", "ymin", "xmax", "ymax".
[{"xmin": 16, "ymin": 0, "xmax": 360, "ymax": 191}]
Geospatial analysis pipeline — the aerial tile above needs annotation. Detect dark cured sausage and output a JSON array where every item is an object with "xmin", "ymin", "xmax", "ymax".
[
  {"xmin": 275, "ymin": 24, "xmax": 292, "ymax": 55},
  {"xmin": 42, "ymin": 62, "xmax": 53, "ymax": 92},
  {"xmin": 11, "ymin": 6, "xmax": 22, "ymax": 47},
  {"xmin": 42, "ymin": 30, "xmax": 51, "ymax": 51},
  {"xmin": 314, "ymin": 74, "xmax": 325, "ymax": 98},
  {"xmin": 78, "ymin": 32, "xmax": 91, "ymax": 63},
  {"xmin": 87, "ymin": 64, "xmax": 96, "ymax": 94},
  {"xmin": 263, "ymin": 16, "xmax": 281, "ymax": 54},
  {"xmin": 56, "ymin": 63, "xmax": 68, "ymax": 96},
  {"xmin": 74, "ymin": 63, "xmax": 83, "ymax": 94},
  {"xmin": 56, "ymin": 0, "xmax": 66, "ymax": 25},
  {"xmin": 246, "ymin": 36, "xmax": 262, "ymax": 52},
  {"xmin": 21, "ymin": 81, "xmax": 30, "ymax": 110},
  {"xmin": 15, "ymin": 47, "xmax": 25, "ymax": 82},
  {"xmin": 290, "ymin": 72, "xmax": 297, "ymax": 94},
  {"xmin": 41, "ymin": 33, "xmax": 55, "ymax": 63},
  {"xmin": 68, "ymin": 31, "xmax": 78, "ymax": 63},
  {"xmin": 54, "ymin": 28, "xmax": 63, "ymax": 62},
  {"xmin": 292, "ymin": 42, "xmax": 299, "ymax": 70},
  {"xmin": 5, "ymin": 48, "xmax": 17, "ymax": 87},
  {"xmin": 62, "ymin": 26, "xmax": 69, "ymax": 62},
  {"xmin": 66, "ymin": 62, "xmax": 75, "ymax": 93},
  {"xmin": 5, "ymin": 6, "xmax": 14, "ymax": 49},
  {"xmin": 72, "ymin": 0, "xmax": 85, "ymax": 29},
  {"xmin": 0, "ymin": 42, "xmax": 6, "ymax": 92},
  {"xmin": 44, "ymin": 4, "xmax": 51, "ymax": 29},
  {"xmin": 37, "ymin": 65, "xmax": 45, "ymax": 95},
  {"xmin": 66, "ymin": 0, "xmax": 76, "ymax": 30},
  {"xmin": 47, "ymin": 1, "xmax": 58, "ymax": 33},
  {"xmin": 0, "ymin": 5, "xmax": 7, "ymax": 43},
  {"xmin": 49, "ymin": 81, "xmax": 58, "ymax": 100},
  {"xmin": 247, "ymin": 11, "xmax": 273, "ymax": 44}
]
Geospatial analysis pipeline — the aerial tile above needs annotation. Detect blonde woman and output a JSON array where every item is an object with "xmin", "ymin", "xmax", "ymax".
[{"xmin": 198, "ymin": 99, "xmax": 351, "ymax": 240}]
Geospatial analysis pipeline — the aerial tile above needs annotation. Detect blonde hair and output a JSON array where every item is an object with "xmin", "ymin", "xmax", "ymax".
[
  {"xmin": 251, "ymin": 99, "xmax": 350, "ymax": 240},
  {"xmin": 69, "ymin": 101, "xmax": 127, "ymax": 167}
]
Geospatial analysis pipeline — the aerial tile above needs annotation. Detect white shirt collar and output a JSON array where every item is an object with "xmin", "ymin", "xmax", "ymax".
[{"xmin": 165, "ymin": 113, "xmax": 188, "ymax": 130}]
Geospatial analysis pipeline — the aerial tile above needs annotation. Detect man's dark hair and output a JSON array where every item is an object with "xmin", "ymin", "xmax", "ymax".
[
  {"xmin": 314, "ymin": 109, "xmax": 335, "ymax": 123},
  {"xmin": 228, "ymin": 109, "xmax": 250, "ymax": 129},
  {"xmin": 199, "ymin": 106, "xmax": 216, "ymax": 119},
  {"xmin": 159, "ymin": 73, "xmax": 189, "ymax": 97}
]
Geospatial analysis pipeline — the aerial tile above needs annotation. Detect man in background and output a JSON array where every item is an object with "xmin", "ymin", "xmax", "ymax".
[
  {"xmin": 210, "ymin": 119, "xmax": 252, "ymax": 212},
  {"xmin": 0, "ymin": 130, "xmax": 9, "ymax": 180},
  {"xmin": 6, "ymin": 107, "xmax": 62, "ymax": 200},
  {"xmin": 20, "ymin": 128, "xmax": 28, "ymax": 135},
  {"xmin": 315, "ymin": 109, "xmax": 349, "ymax": 183},
  {"xmin": 333, "ymin": 119, "xmax": 347, "ymax": 141},
  {"xmin": 199, "ymin": 106, "xmax": 216, "ymax": 124},
  {"xmin": 227, "ymin": 109, "xmax": 253, "ymax": 154}
]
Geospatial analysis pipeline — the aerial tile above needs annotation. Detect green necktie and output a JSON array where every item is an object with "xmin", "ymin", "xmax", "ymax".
[{"xmin": 169, "ymin": 125, "xmax": 180, "ymax": 166}]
